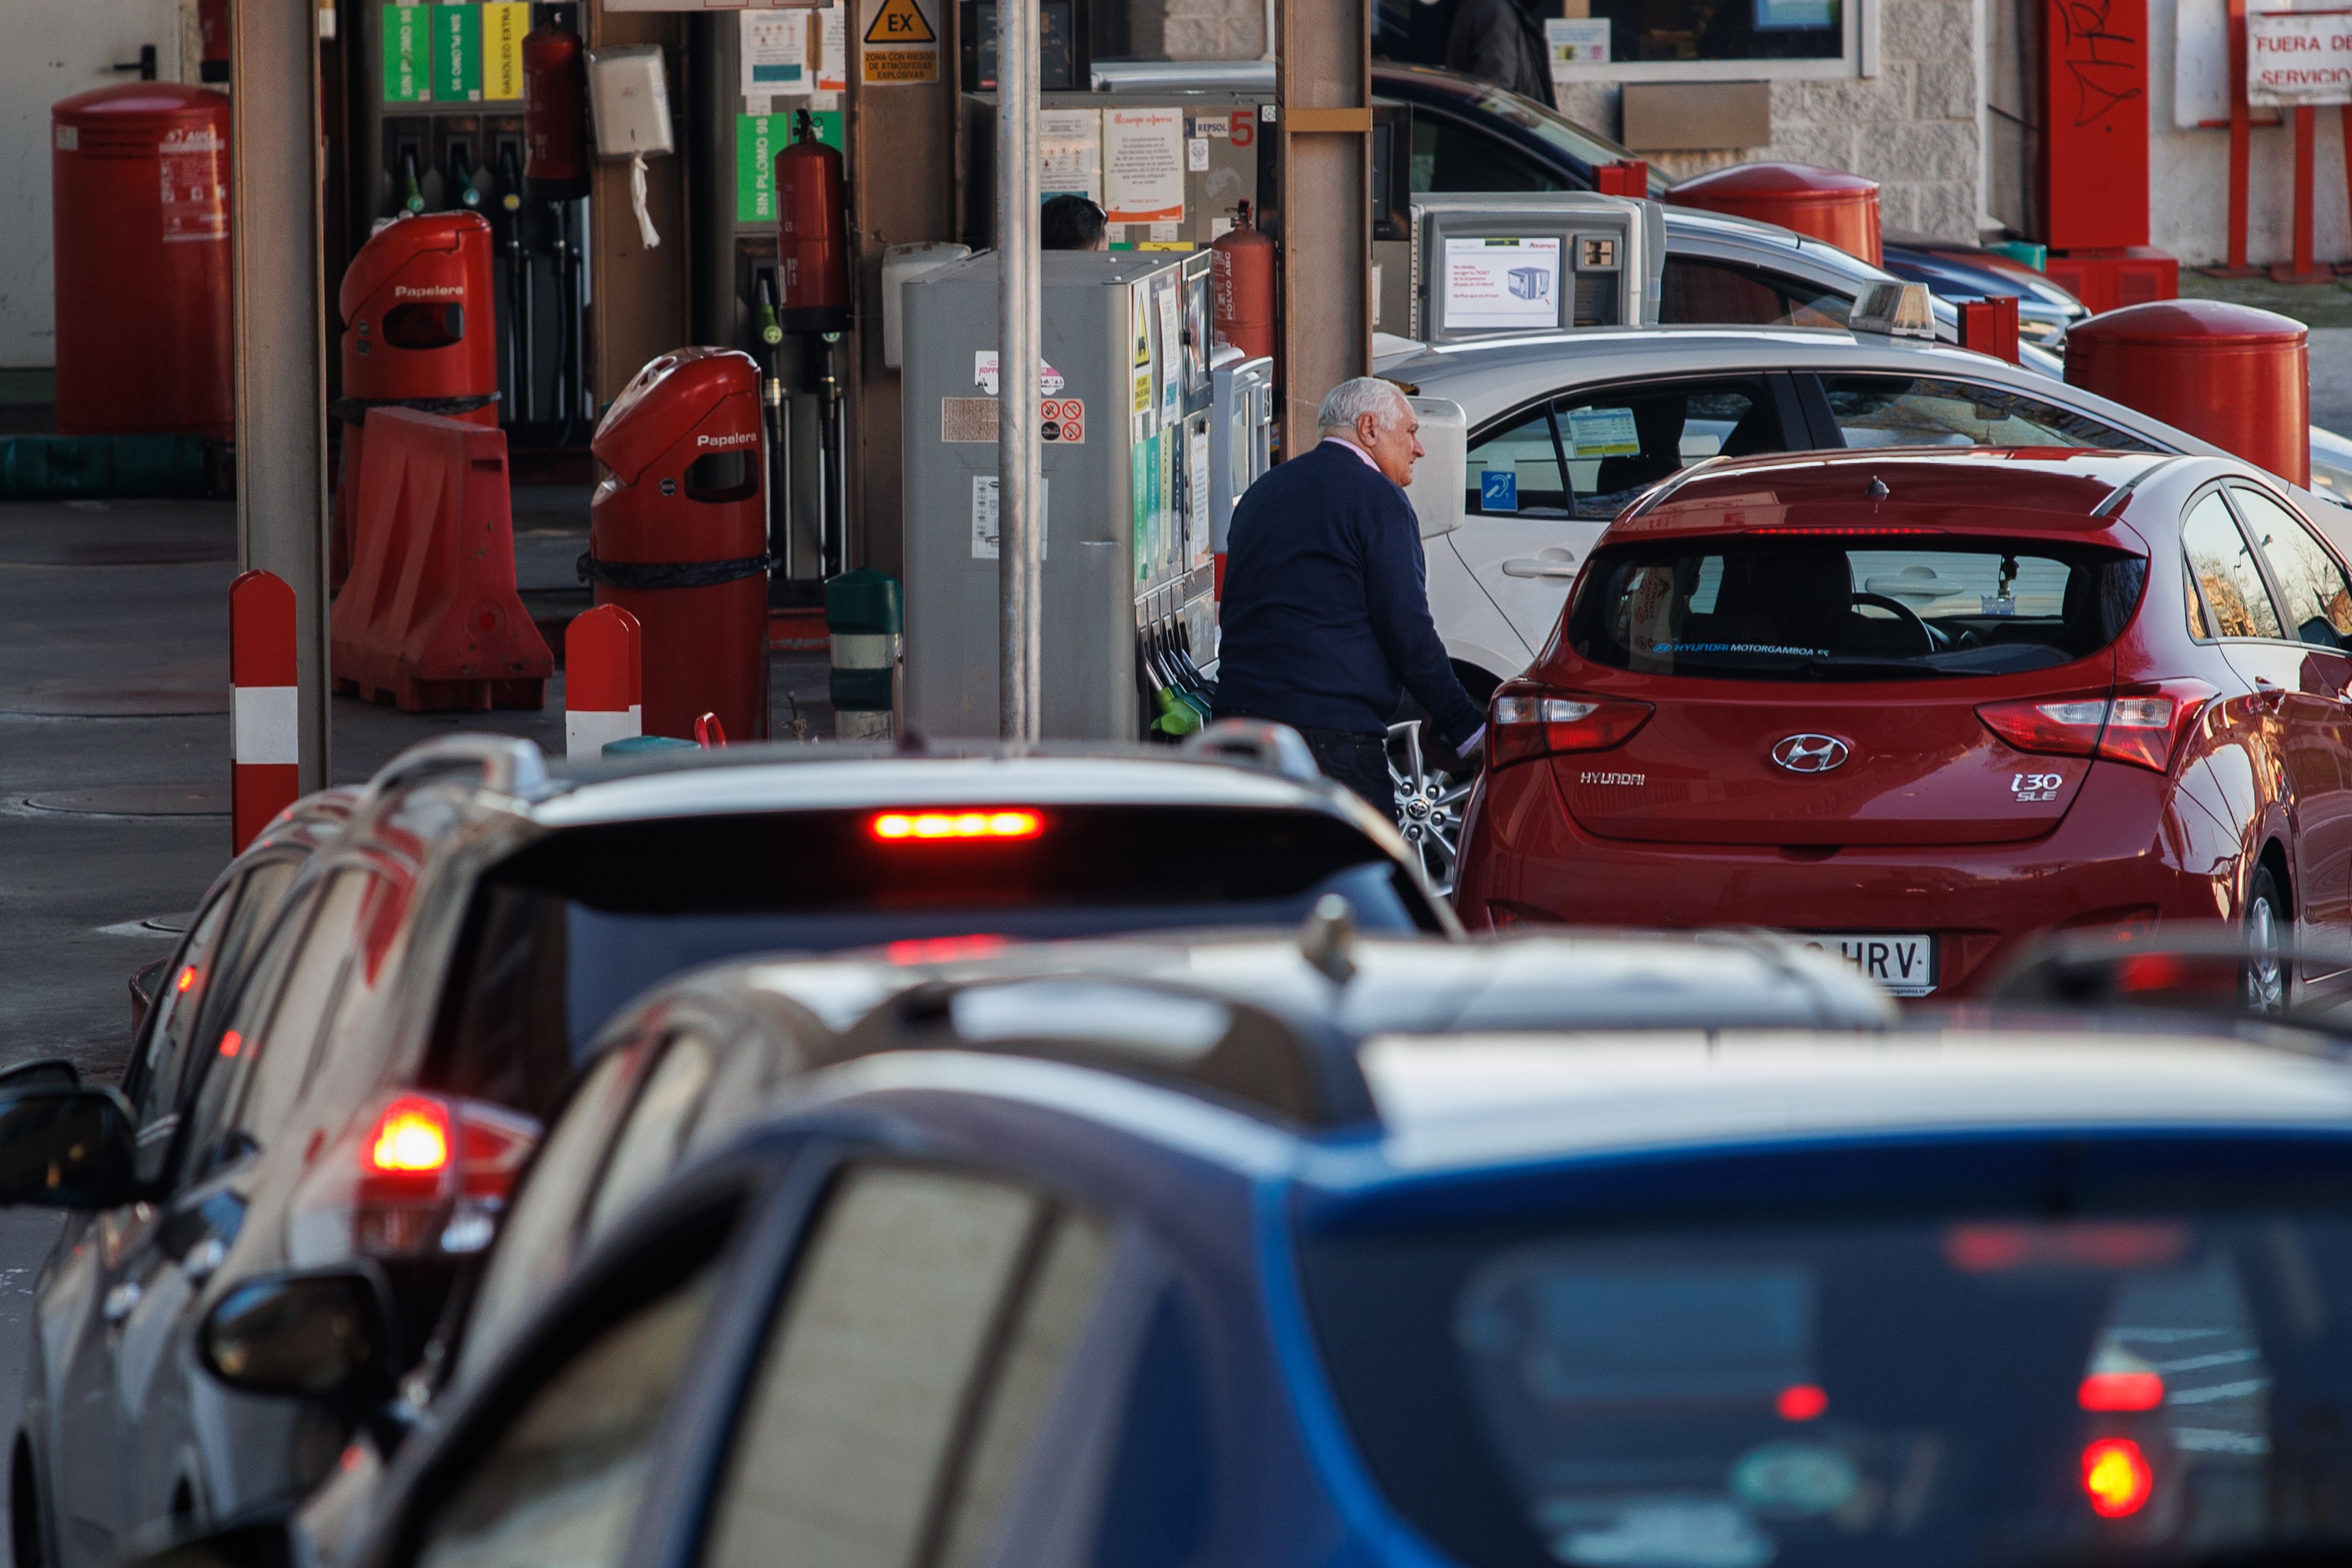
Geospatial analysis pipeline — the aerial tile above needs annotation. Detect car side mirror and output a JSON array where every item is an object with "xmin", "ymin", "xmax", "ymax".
[
  {"xmin": 1406, "ymin": 396, "xmax": 1466, "ymax": 540},
  {"xmin": 0, "ymin": 1059, "xmax": 79, "ymax": 1092},
  {"xmin": 200, "ymin": 1266, "xmax": 399, "ymax": 1405},
  {"xmin": 0, "ymin": 1087, "xmax": 139, "ymax": 1208},
  {"xmin": 118, "ymin": 1517, "xmax": 293, "ymax": 1568}
]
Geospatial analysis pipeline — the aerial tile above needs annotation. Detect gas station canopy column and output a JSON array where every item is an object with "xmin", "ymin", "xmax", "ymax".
[{"xmin": 1274, "ymin": 0, "xmax": 1372, "ymax": 451}]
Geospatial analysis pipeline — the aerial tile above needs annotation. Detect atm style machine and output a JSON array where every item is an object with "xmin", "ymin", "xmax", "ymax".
[
  {"xmin": 900, "ymin": 249, "xmax": 1219, "ymax": 741},
  {"xmin": 1384, "ymin": 192, "xmax": 1665, "ymax": 342}
]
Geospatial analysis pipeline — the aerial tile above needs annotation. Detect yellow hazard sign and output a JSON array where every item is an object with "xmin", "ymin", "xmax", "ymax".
[{"xmin": 863, "ymin": 0, "xmax": 936, "ymax": 46}]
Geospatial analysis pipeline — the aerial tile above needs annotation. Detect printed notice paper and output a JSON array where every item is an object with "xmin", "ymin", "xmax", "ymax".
[
  {"xmin": 1105, "ymin": 107, "xmax": 1184, "ymax": 225},
  {"xmin": 1442, "ymin": 236, "xmax": 1561, "ymax": 330}
]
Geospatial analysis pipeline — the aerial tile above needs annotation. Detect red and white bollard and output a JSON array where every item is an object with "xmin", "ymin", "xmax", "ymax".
[
  {"xmin": 564, "ymin": 604, "xmax": 642, "ymax": 760},
  {"xmin": 229, "ymin": 569, "xmax": 299, "ymax": 854}
]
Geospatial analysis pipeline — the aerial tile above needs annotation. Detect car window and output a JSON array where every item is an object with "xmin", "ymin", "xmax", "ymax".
[
  {"xmin": 1659, "ymin": 259, "xmax": 1850, "ymax": 329},
  {"xmin": 176, "ymin": 881, "xmax": 320, "ymax": 1180},
  {"xmin": 2183, "ymin": 490, "xmax": 2285, "ymax": 640},
  {"xmin": 1409, "ymin": 112, "xmax": 1563, "ymax": 193},
  {"xmin": 2235, "ymin": 487, "xmax": 2352, "ymax": 650},
  {"xmin": 700, "ymin": 1165, "xmax": 1111, "ymax": 1568},
  {"xmin": 413, "ymin": 1234, "xmax": 724, "ymax": 1568},
  {"xmin": 129, "ymin": 889, "xmax": 237, "ymax": 1130},
  {"xmin": 1466, "ymin": 406, "xmax": 1569, "ymax": 518},
  {"xmin": 583, "ymin": 1031, "xmax": 719, "ymax": 1243},
  {"xmin": 452, "ymin": 1040, "xmax": 658, "ymax": 1392},
  {"xmin": 1818, "ymin": 375, "xmax": 2160, "ymax": 452},
  {"xmin": 1540, "ymin": 379, "xmax": 1790, "ymax": 521},
  {"xmin": 179, "ymin": 871, "xmax": 369, "ymax": 1179}
]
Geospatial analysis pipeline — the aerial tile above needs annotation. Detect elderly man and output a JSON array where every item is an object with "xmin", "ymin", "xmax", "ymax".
[{"xmin": 1213, "ymin": 377, "xmax": 1485, "ymax": 813}]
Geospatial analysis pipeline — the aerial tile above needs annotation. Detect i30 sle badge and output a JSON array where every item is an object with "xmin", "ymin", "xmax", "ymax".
[{"xmin": 1772, "ymin": 734, "xmax": 1849, "ymax": 773}]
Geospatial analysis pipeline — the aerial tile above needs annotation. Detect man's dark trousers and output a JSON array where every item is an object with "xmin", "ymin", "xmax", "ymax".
[{"xmin": 1297, "ymin": 727, "xmax": 1393, "ymax": 815}]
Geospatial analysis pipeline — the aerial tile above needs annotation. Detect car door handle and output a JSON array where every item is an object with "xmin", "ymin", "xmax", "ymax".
[
  {"xmin": 1501, "ymin": 556, "xmax": 1579, "ymax": 580},
  {"xmin": 101, "ymin": 1281, "xmax": 141, "ymax": 1325}
]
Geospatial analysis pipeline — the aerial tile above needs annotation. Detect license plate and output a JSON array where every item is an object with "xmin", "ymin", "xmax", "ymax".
[{"xmin": 1799, "ymin": 933, "xmax": 1936, "ymax": 997}]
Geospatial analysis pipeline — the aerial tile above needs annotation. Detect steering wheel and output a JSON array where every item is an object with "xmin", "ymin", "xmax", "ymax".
[{"xmin": 1850, "ymin": 591, "xmax": 1939, "ymax": 652}]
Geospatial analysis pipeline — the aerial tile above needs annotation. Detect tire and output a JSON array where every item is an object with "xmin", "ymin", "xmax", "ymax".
[
  {"xmin": 12, "ymin": 1438, "xmax": 46, "ymax": 1568},
  {"xmin": 2244, "ymin": 864, "xmax": 2289, "ymax": 1016}
]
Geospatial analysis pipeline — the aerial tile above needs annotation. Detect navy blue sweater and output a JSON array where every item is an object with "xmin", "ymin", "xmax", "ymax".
[{"xmin": 1214, "ymin": 440, "xmax": 1484, "ymax": 750}]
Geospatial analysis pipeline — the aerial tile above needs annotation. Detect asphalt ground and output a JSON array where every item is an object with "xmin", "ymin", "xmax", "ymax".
[{"xmin": 0, "ymin": 488, "xmax": 831, "ymax": 1560}]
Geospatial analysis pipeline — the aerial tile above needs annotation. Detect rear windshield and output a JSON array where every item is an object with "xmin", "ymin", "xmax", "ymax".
[
  {"xmin": 428, "ymin": 805, "xmax": 1433, "ymax": 1111},
  {"xmin": 1305, "ymin": 1195, "xmax": 2352, "ymax": 1568},
  {"xmin": 1569, "ymin": 538, "xmax": 2147, "ymax": 681}
]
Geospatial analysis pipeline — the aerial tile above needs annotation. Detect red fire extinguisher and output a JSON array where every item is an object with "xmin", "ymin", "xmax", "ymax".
[
  {"xmin": 196, "ymin": 0, "xmax": 229, "ymax": 83},
  {"xmin": 522, "ymin": 5, "xmax": 591, "ymax": 202},
  {"xmin": 775, "ymin": 110, "xmax": 850, "ymax": 335},
  {"xmin": 1211, "ymin": 200, "xmax": 1275, "ymax": 362}
]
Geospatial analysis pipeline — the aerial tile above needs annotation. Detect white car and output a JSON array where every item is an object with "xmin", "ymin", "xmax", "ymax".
[{"xmin": 1383, "ymin": 325, "xmax": 2352, "ymax": 699}]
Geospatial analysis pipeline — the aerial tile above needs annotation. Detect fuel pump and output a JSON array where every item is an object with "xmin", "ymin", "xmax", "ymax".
[
  {"xmin": 752, "ymin": 272, "xmax": 794, "ymax": 585},
  {"xmin": 774, "ymin": 109, "xmax": 851, "ymax": 575}
]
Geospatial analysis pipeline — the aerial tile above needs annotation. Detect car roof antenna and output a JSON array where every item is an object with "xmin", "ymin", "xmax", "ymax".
[
  {"xmin": 1866, "ymin": 476, "xmax": 1889, "ymax": 499},
  {"xmin": 1299, "ymin": 894, "xmax": 1358, "ymax": 986}
]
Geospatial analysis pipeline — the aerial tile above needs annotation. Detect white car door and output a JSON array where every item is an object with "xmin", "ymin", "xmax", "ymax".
[{"xmin": 1457, "ymin": 373, "xmax": 1809, "ymax": 650}]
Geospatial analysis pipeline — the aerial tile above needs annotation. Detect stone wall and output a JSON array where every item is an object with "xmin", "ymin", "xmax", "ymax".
[
  {"xmin": 1128, "ymin": 0, "xmax": 1265, "ymax": 60},
  {"xmin": 1555, "ymin": 0, "xmax": 1983, "ymax": 243}
]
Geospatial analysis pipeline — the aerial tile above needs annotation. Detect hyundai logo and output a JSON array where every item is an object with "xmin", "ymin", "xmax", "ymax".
[{"xmin": 1772, "ymin": 734, "xmax": 1850, "ymax": 774}]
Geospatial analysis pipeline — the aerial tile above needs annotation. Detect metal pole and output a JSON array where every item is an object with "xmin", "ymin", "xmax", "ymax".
[
  {"xmin": 997, "ymin": 0, "xmax": 1042, "ymax": 741},
  {"xmin": 232, "ymin": 0, "xmax": 331, "ymax": 789}
]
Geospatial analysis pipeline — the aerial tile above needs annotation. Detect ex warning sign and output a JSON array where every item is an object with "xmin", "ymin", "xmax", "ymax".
[{"xmin": 861, "ymin": 0, "xmax": 938, "ymax": 84}]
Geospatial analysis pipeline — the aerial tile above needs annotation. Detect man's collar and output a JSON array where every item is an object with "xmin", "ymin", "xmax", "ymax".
[{"xmin": 1319, "ymin": 434, "xmax": 1382, "ymax": 472}]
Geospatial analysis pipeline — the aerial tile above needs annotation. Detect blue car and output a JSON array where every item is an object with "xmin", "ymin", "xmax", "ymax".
[{"xmin": 146, "ymin": 957, "xmax": 2352, "ymax": 1568}]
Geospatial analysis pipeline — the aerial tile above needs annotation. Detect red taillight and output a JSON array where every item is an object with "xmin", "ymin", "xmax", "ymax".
[
  {"xmin": 1776, "ymin": 1384, "xmax": 1829, "ymax": 1421},
  {"xmin": 1486, "ymin": 683, "xmax": 1654, "ymax": 770},
  {"xmin": 2082, "ymin": 1437, "xmax": 2153, "ymax": 1518},
  {"xmin": 884, "ymin": 933, "xmax": 1009, "ymax": 965},
  {"xmin": 1976, "ymin": 681, "xmax": 2214, "ymax": 775},
  {"xmin": 175, "ymin": 965, "xmax": 198, "ymax": 994},
  {"xmin": 365, "ymin": 1096, "xmax": 451, "ymax": 1175},
  {"xmin": 2079, "ymin": 1371, "xmax": 2165, "ymax": 1412},
  {"xmin": 291, "ymin": 1091, "xmax": 541, "ymax": 1265},
  {"xmin": 870, "ymin": 809, "xmax": 1044, "ymax": 841}
]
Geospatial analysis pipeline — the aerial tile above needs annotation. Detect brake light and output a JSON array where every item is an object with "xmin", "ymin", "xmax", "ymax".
[
  {"xmin": 870, "ymin": 809, "xmax": 1044, "ymax": 841},
  {"xmin": 1976, "ymin": 681, "xmax": 2214, "ymax": 774},
  {"xmin": 175, "ymin": 965, "xmax": 198, "ymax": 993},
  {"xmin": 2082, "ymin": 1438, "xmax": 2153, "ymax": 1518},
  {"xmin": 884, "ymin": 933, "xmax": 1009, "ymax": 964},
  {"xmin": 1776, "ymin": 1384, "xmax": 1828, "ymax": 1421},
  {"xmin": 2079, "ymin": 1371, "xmax": 2165, "ymax": 1411},
  {"xmin": 366, "ymin": 1097, "xmax": 451, "ymax": 1175},
  {"xmin": 1486, "ymin": 683, "xmax": 1653, "ymax": 770},
  {"xmin": 217, "ymin": 1030, "xmax": 241, "ymax": 1058},
  {"xmin": 1750, "ymin": 525, "xmax": 1944, "ymax": 537},
  {"xmin": 289, "ymin": 1090, "xmax": 541, "ymax": 1265}
]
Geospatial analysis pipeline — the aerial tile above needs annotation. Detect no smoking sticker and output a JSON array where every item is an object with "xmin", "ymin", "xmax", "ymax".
[{"xmin": 1042, "ymin": 397, "xmax": 1085, "ymax": 443}]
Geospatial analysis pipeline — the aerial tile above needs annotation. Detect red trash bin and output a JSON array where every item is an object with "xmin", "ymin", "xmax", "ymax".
[
  {"xmin": 2067, "ymin": 299, "xmax": 2308, "ymax": 488},
  {"xmin": 1665, "ymin": 162, "xmax": 1882, "ymax": 267},
  {"xmin": 51, "ymin": 84, "xmax": 233, "ymax": 440},
  {"xmin": 585, "ymin": 349, "xmax": 771, "ymax": 742},
  {"xmin": 334, "ymin": 213, "xmax": 500, "ymax": 587}
]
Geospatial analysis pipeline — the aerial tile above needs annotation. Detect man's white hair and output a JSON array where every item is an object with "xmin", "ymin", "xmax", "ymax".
[{"xmin": 1317, "ymin": 376, "xmax": 1408, "ymax": 435}]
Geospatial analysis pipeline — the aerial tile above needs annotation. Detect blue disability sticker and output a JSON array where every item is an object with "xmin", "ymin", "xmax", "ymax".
[{"xmin": 1480, "ymin": 470, "xmax": 1519, "ymax": 512}]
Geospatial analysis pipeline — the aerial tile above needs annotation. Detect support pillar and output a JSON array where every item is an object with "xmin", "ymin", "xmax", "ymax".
[
  {"xmin": 1273, "ymin": 0, "xmax": 1371, "ymax": 453},
  {"xmin": 231, "ymin": 0, "xmax": 332, "ymax": 789}
]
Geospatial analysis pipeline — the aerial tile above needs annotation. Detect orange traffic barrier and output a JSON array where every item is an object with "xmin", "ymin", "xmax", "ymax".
[
  {"xmin": 229, "ymin": 568, "xmax": 299, "ymax": 854},
  {"xmin": 564, "ymin": 604, "xmax": 642, "ymax": 759},
  {"xmin": 330, "ymin": 407, "xmax": 552, "ymax": 711}
]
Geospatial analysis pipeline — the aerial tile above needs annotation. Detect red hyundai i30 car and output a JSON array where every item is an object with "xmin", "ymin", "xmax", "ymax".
[{"xmin": 1453, "ymin": 448, "xmax": 2352, "ymax": 1003}]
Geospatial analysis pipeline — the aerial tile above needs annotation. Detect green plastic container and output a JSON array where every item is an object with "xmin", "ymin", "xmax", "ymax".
[
  {"xmin": 0, "ymin": 434, "xmax": 214, "ymax": 499},
  {"xmin": 825, "ymin": 568, "xmax": 902, "ymax": 714},
  {"xmin": 603, "ymin": 733, "xmax": 699, "ymax": 757},
  {"xmin": 1987, "ymin": 240, "xmax": 2048, "ymax": 274}
]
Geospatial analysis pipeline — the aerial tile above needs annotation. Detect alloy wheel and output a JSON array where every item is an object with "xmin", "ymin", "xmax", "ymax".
[
  {"xmin": 2245, "ymin": 891, "xmax": 2286, "ymax": 1016},
  {"xmin": 1389, "ymin": 721, "xmax": 1473, "ymax": 898}
]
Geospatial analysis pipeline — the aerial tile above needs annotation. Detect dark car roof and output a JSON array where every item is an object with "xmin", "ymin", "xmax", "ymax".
[{"xmin": 1606, "ymin": 447, "xmax": 2178, "ymax": 545}]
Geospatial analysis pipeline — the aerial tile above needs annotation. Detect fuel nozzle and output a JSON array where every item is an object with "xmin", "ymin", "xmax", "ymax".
[
  {"xmin": 497, "ymin": 141, "xmax": 524, "ymax": 215},
  {"xmin": 754, "ymin": 270, "xmax": 783, "ymax": 350},
  {"xmin": 400, "ymin": 146, "xmax": 425, "ymax": 215},
  {"xmin": 450, "ymin": 144, "xmax": 482, "ymax": 209}
]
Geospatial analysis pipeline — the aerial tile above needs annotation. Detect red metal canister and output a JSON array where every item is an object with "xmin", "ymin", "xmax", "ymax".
[
  {"xmin": 2067, "ymin": 300, "xmax": 2309, "ymax": 488},
  {"xmin": 51, "ymin": 84, "xmax": 233, "ymax": 440},
  {"xmin": 334, "ymin": 213, "xmax": 500, "ymax": 585},
  {"xmin": 1210, "ymin": 200, "xmax": 1275, "ymax": 362},
  {"xmin": 522, "ymin": 11, "xmax": 591, "ymax": 202},
  {"xmin": 1665, "ymin": 162, "xmax": 1883, "ymax": 267},
  {"xmin": 587, "ymin": 350, "xmax": 771, "ymax": 742},
  {"xmin": 775, "ymin": 112, "xmax": 850, "ymax": 333}
]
